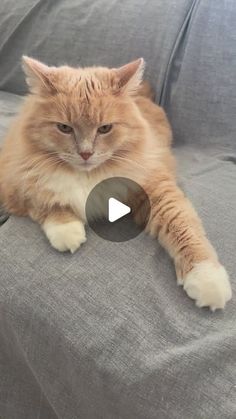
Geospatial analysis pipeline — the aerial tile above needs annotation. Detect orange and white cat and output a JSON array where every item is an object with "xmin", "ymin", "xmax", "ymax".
[{"xmin": 0, "ymin": 56, "xmax": 232, "ymax": 310}]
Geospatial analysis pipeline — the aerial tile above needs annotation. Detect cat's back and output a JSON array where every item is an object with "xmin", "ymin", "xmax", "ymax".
[{"xmin": 134, "ymin": 88, "xmax": 172, "ymax": 147}]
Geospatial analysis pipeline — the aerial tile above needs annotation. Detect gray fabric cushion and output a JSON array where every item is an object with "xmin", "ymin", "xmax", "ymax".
[
  {"xmin": 0, "ymin": 0, "xmax": 195, "ymax": 101},
  {"xmin": 0, "ymin": 90, "xmax": 22, "ymax": 136},
  {"xmin": 0, "ymin": 91, "xmax": 22, "ymax": 224},
  {"xmin": 163, "ymin": 0, "xmax": 236, "ymax": 146},
  {"xmin": 0, "ymin": 91, "xmax": 236, "ymax": 419}
]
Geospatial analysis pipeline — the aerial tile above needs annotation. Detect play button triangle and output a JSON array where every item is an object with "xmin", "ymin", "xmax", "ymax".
[{"xmin": 108, "ymin": 197, "xmax": 131, "ymax": 222}]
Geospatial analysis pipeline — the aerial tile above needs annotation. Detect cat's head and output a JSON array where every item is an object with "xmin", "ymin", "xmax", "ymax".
[{"xmin": 22, "ymin": 56, "xmax": 146, "ymax": 172}]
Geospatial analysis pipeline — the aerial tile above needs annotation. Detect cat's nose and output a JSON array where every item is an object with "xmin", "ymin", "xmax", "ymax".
[{"xmin": 79, "ymin": 151, "xmax": 94, "ymax": 161}]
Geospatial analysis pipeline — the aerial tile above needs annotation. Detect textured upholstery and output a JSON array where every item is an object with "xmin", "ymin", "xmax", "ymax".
[{"xmin": 0, "ymin": 1, "xmax": 235, "ymax": 418}]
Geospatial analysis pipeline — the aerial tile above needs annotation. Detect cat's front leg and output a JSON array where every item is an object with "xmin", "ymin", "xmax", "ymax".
[
  {"xmin": 33, "ymin": 208, "xmax": 87, "ymax": 253},
  {"xmin": 144, "ymin": 174, "xmax": 232, "ymax": 310}
]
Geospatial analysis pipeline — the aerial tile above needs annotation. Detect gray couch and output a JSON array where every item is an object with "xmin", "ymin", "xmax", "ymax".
[{"xmin": 0, "ymin": 1, "xmax": 236, "ymax": 418}]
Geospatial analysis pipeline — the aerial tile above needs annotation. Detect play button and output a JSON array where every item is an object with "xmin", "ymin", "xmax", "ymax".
[
  {"xmin": 86, "ymin": 177, "xmax": 151, "ymax": 242},
  {"xmin": 108, "ymin": 198, "xmax": 131, "ymax": 222}
]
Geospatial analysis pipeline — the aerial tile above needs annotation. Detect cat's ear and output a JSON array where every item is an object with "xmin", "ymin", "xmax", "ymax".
[
  {"xmin": 22, "ymin": 56, "xmax": 57, "ymax": 94},
  {"xmin": 115, "ymin": 58, "xmax": 145, "ymax": 94}
]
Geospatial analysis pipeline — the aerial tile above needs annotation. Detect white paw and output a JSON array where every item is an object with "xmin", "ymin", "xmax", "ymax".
[
  {"xmin": 43, "ymin": 220, "xmax": 87, "ymax": 253},
  {"xmin": 183, "ymin": 261, "xmax": 232, "ymax": 311}
]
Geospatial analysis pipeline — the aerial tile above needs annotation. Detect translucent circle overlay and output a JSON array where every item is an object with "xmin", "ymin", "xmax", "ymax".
[{"xmin": 86, "ymin": 177, "xmax": 151, "ymax": 242}]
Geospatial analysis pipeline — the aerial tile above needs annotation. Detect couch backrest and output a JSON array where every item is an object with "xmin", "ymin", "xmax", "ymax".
[
  {"xmin": 0, "ymin": 0, "xmax": 192, "ymax": 99},
  {"xmin": 0, "ymin": 0, "xmax": 235, "ymax": 147},
  {"xmin": 163, "ymin": 0, "xmax": 236, "ymax": 147}
]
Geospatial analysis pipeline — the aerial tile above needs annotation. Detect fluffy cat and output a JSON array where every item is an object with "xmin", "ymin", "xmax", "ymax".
[{"xmin": 0, "ymin": 56, "xmax": 232, "ymax": 310}]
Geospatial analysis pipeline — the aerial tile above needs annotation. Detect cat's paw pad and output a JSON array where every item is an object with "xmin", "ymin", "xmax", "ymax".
[
  {"xmin": 183, "ymin": 261, "xmax": 232, "ymax": 310},
  {"xmin": 43, "ymin": 221, "xmax": 86, "ymax": 253}
]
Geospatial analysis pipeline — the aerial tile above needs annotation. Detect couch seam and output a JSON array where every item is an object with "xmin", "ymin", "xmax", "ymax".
[{"xmin": 159, "ymin": 0, "xmax": 201, "ymax": 107}]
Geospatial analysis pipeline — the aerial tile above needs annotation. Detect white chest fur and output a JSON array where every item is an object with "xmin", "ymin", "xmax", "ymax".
[{"xmin": 42, "ymin": 168, "xmax": 131, "ymax": 222}]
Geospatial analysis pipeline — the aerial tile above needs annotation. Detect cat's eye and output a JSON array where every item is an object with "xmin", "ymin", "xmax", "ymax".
[
  {"xmin": 56, "ymin": 123, "xmax": 73, "ymax": 134},
  {"xmin": 97, "ymin": 124, "xmax": 113, "ymax": 134}
]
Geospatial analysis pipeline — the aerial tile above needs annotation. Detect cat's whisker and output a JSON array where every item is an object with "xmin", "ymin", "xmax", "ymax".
[
  {"xmin": 115, "ymin": 149, "xmax": 167, "ymax": 158},
  {"xmin": 20, "ymin": 156, "xmax": 62, "ymax": 173},
  {"xmin": 20, "ymin": 157, "xmax": 64, "ymax": 192},
  {"xmin": 110, "ymin": 155, "xmax": 149, "ymax": 171},
  {"xmin": 3, "ymin": 151, "xmax": 62, "ymax": 166}
]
